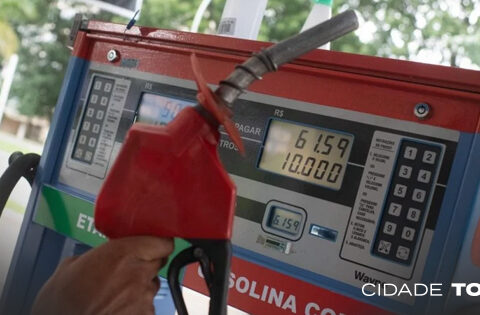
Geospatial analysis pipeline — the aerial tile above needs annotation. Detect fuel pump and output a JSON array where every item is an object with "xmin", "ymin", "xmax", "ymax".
[
  {"xmin": 1, "ymin": 4, "xmax": 480, "ymax": 315},
  {"xmin": 94, "ymin": 11, "xmax": 359, "ymax": 315}
]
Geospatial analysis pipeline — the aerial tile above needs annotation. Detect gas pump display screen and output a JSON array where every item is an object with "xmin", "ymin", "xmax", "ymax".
[
  {"xmin": 268, "ymin": 206, "xmax": 303, "ymax": 235},
  {"xmin": 137, "ymin": 93, "xmax": 195, "ymax": 125},
  {"xmin": 258, "ymin": 119, "xmax": 353, "ymax": 190}
]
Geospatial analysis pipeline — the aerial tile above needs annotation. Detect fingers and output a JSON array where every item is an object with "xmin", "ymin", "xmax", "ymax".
[
  {"xmin": 143, "ymin": 277, "xmax": 161, "ymax": 306},
  {"xmin": 105, "ymin": 286, "xmax": 157, "ymax": 315},
  {"xmin": 140, "ymin": 257, "xmax": 169, "ymax": 278},
  {"xmin": 116, "ymin": 236, "xmax": 174, "ymax": 262},
  {"xmin": 56, "ymin": 255, "xmax": 79, "ymax": 270},
  {"xmin": 32, "ymin": 236, "xmax": 173, "ymax": 315}
]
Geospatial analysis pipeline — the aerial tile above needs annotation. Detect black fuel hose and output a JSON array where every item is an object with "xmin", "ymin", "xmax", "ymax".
[
  {"xmin": 215, "ymin": 10, "xmax": 359, "ymax": 107},
  {"xmin": 0, "ymin": 152, "xmax": 40, "ymax": 218}
]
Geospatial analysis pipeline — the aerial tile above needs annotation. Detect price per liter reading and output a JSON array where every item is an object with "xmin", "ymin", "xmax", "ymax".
[
  {"xmin": 262, "ymin": 201, "xmax": 307, "ymax": 241},
  {"xmin": 258, "ymin": 119, "xmax": 354, "ymax": 190},
  {"xmin": 268, "ymin": 206, "xmax": 303, "ymax": 235}
]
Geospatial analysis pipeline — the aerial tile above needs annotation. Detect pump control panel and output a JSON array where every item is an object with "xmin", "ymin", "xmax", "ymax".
[{"xmin": 1, "ymin": 21, "xmax": 480, "ymax": 315}]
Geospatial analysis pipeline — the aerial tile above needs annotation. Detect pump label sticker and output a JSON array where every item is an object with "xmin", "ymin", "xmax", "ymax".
[
  {"xmin": 183, "ymin": 256, "xmax": 392, "ymax": 315},
  {"xmin": 341, "ymin": 132, "xmax": 403, "ymax": 275},
  {"xmin": 218, "ymin": 18, "xmax": 236, "ymax": 35}
]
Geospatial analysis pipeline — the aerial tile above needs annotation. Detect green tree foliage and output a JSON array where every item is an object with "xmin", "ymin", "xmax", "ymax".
[
  {"xmin": 0, "ymin": 21, "xmax": 18, "ymax": 61},
  {"xmin": 331, "ymin": 0, "xmax": 480, "ymax": 68},
  {"xmin": 0, "ymin": 0, "xmax": 31, "ymax": 62},
  {"xmin": 1, "ymin": 0, "xmax": 120, "ymax": 117},
  {"xmin": 137, "ymin": 0, "xmax": 204, "ymax": 30},
  {"xmin": 1, "ymin": 0, "xmax": 479, "ymax": 119},
  {"xmin": 1, "ymin": 0, "xmax": 73, "ymax": 117}
]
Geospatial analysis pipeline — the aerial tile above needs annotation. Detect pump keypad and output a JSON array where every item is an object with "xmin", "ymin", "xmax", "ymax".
[
  {"xmin": 373, "ymin": 140, "xmax": 441, "ymax": 264},
  {"xmin": 72, "ymin": 77, "xmax": 114, "ymax": 164}
]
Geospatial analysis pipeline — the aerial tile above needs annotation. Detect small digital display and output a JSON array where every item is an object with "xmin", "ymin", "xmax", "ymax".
[
  {"xmin": 258, "ymin": 119, "xmax": 353, "ymax": 190},
  {"xmin": 137, "ymin": 93, "xmax": 195, "ymax": 125},
  {"xmin": 268, "ymin": 207, "xmax": 303, "ymax": 235}
]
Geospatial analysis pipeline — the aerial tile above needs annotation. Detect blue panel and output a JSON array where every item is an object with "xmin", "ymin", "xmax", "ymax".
[
  {"xmin": 408, "ymin": 132, "xmax": 476, "ymax": 314},
  {"xmin": 438, "ymin": 132, "xmax": 480, "ymax": 313},
  {"xmin": 154, "ymin": 278, "xmax": 176, "ymax": 315},
  {"xmin": 0, "ymin": 56, "xmax": 89, "ymax": 314},
  {"xmin": 22, "ymin": 229, "xmax": 66, "ymax": 313}
]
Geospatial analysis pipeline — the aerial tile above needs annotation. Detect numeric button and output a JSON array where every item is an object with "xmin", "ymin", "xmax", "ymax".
[
  {"xmin": 412, "ymin": 188, "xmax": 426, "ymax": 203},
  {"xmin": 104, "ymin": 82, "xmax": 112, "ymax": 92},
  {"xmin": 100, "ymin": 97, "xmax": 108, "ymax": 106},
  {"xmin": 383, "ymin": 221, "xmax": 397, "ymax": 236},
  {"xmin": 388, "ymin": 203, "xmax": 402, "ymax": 217},
  {"xmin": 399, "ymin": 165, "xmax": 412, "ymax": 179},
  {"xmin": 86, "ymin": 108, "xmax": 95, "ymax": 117},
  {"xmin": 96, "ymin": 110, "xmax": 104, "ymax": 120},
  {"xmin": 393, "ymin": 184, "xmax": 407, "ymax": 198},
  {"xmin": 404, "ymin": 146, "xmax": 417, "ymax": 160},
  {"xmin": 92, "ymin": 124, "xmax": 100, "ymax": 134},
  {"xmin": 423, "ymin": 150, "xmax": 437, "ymax": 164},
  {"xmin": 407, "ymin": 208, "xmax": 421, "ymax": 222},
  {"xmin": 82, "ymin": 121, "xmax": 91, "ymax": 131},
  {"xmin": 78, "ymin": 135, "xmax": 87, "ymax": 145},
  {"xmin": 88, "ymin": 137, "xmax": 97, "ymax": 148},
  {"xmin": 401, "ymin": 227, "xmax": 415, "ymax": 241},
  {"xmin": 417, "ymin": 169, "xmax": 431, "ymax": 183}
]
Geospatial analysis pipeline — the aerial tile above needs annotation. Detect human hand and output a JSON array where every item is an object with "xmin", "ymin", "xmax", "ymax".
[{"xmin": 32, "ymin": 236, "xmax": 174, "ymax": 315}]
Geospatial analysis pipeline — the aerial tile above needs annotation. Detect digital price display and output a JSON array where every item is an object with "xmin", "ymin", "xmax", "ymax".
[
  {"xmin": 268, "ymin": 206, "xmax": 303, "ymax": 236},
  {"xmin": 258, "ymin": 120, "xmax": 354, "ymax": 190},
  {"xmin": 137, "ymin": 93, "xmax": 195, "ymax": 125}
]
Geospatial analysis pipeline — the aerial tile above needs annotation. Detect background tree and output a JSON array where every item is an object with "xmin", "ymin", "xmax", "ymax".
[
  {"xmin": 1, "ymin": 1, "xmax": 108, "ymax": 117},
  {"xmin": 171, "ymin": 0, "xmax": 480, "ymax": 68},
  {"xmin": 331, "ymin": 0, "xmax": 480, "ymax": 68},
  {"xmin": 0, "ymin": 0, "xmax": 31, "ymax": 64},
  {"xmin": 1, "ymin": 0, "xmax": 479, "ymax": 120},
  {"xmin": 0, "ymin": 22, "xmax": 18, "ymax": 63}
]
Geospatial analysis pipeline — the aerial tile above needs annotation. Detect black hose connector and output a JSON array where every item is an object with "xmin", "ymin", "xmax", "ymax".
[{"xmin": 0, "ymin": 152, "xmax": 40, "ymax": 218}]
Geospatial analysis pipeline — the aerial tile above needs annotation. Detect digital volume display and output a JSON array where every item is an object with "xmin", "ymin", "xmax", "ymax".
[
  {"xmin": 137, "ymin": 93, "xmax": 195, "ymax": 125},
  {"xmin": 258, "ymin": 119, "xmax": 354, "ymax": 190}
]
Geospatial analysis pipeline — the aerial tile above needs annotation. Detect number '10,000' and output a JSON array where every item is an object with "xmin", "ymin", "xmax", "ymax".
[{"xmin": 281, "ymin": 153, "xmax": 343, "ymax": 184}]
